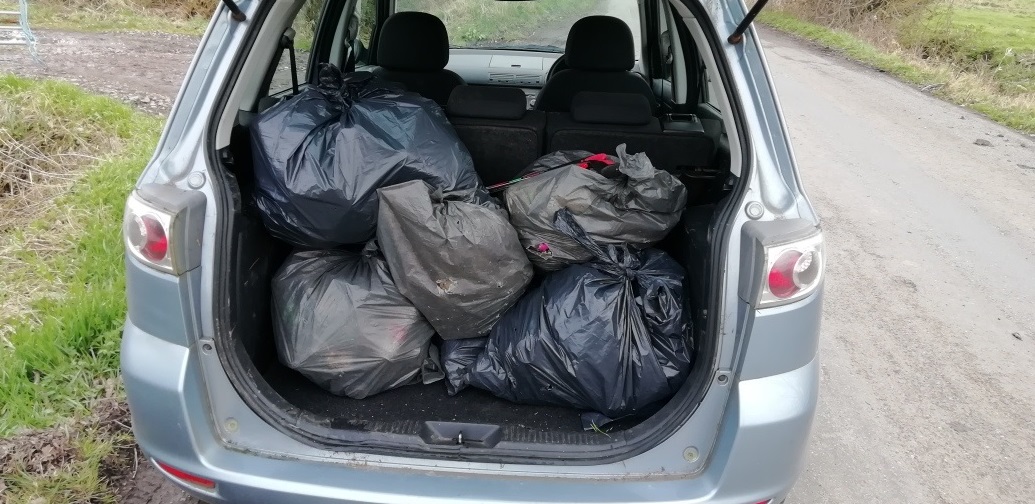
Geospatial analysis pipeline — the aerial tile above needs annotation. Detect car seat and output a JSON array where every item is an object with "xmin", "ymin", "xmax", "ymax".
[
  {"xmin": 371, "ymin": 12, "xmax": 465, "ymax": 105},
  {"xmin": 535, "ymin": 15, "xmax": 657, "ymax": 113}
]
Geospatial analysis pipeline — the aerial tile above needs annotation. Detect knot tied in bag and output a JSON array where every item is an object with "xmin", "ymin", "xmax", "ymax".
[
  {"xmin": 315, "ymin": 64, "xmax": 400, "ymax": 106},
  {"xmin": 504, "ymin": 144, "xmax": 688, "ymax": 270},
  {"xmin": 250, "ymin": 63, "xmax": 489, "ymax": 247}
]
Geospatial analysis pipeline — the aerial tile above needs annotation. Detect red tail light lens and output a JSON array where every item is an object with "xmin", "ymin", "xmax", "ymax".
[
  {"xmin": 768, "ymin": 250, "xmax": 803, "ymax": 298},
  {"xmin": 127, "ymin": 214, "xmax": 168, "ymax": 262},
  {"xmin": 123, "ymin": 186, "xmax": 206, "ymax": 275},
  {"xmin": 759, "ymin": 232, "xmax": 824, "ymax": 307},
  {"xmin": 124, "ymin": 193, "xmax": 175, "ymax": 273}
]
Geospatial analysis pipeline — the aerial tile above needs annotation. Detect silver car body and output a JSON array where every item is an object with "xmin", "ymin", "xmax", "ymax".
[{"xmin": 121, "ymin": 0, "xmax": 822, "ymax": 502}]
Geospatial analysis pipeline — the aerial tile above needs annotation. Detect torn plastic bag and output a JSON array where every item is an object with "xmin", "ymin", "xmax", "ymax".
[
  {"xmin": 519, "ymin": 151, "xmax": 621, "ymax": 178},
  {"xmin": 251, "ymin": 64, "xmax": 488, "ymax": 248},
  {"xmin": 504, "ymin": 144, "xmax": 687, "ymax": 270},
  {"xmin": 440, "ymin": 338, "xmax": 487, "ymax": 396},
  {"xmin": 377, "ymin": 180, "xmax": 533, "ymax": 340},
  {"xmin": 271, "ymin": 244, "xmax": 435, "ymax": 399},
  {"xmin": 485, "ymin": 152, "xmax": 620, "ymax": 193},
  {"xmin": 421, "ymin": 345, "xmax": 445, "ymax": 385},
  {"xmin": 460, "ymin": 209, "xmax": 692, "ymax": 419}
]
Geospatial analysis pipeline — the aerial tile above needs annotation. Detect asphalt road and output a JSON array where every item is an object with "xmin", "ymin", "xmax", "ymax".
[
  {"xmin": 759, "ymin": 27, "xmax": 1035, "ymax": 503},
  {"xmin": 3, "ymin": 20, "xmax": 1034, "ymax": 504}
]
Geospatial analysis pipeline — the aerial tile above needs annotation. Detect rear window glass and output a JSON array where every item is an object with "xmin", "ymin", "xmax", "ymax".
[{"xmin": 395, "ymin": 0, "xmax": 641, "ymax": 56}]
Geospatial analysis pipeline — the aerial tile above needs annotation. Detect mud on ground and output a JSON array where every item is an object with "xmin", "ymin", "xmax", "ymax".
[
  {"xmin": 0, "ymin": 392, "xmax": 135, "ymax": 498},
  {"xmin": 0, "ymin": 30, "xmax": 199, "ymax": 116}
]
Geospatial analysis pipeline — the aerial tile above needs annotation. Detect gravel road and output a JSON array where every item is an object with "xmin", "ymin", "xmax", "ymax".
[
  {"xmin": 760, "ymin": 27, "xmax": 1035, "ymax": 503},
  {"xmin": 0, "ymin": 30, "xmax": 198, "ymax": 115},
  {"xmin": 3, "ymin": 24, "xmax": 1035, "ymax": 504}
]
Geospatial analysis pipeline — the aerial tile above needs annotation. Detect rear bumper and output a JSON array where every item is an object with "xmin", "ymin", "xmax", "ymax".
[{"xmin": 122, "ymin": 321, "xmax": 818, "ymax": 504}]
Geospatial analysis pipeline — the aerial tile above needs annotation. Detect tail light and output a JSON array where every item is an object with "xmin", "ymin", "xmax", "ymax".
[
  {"xmin": 759, "ymin": 232, "xmax": 823, "ymax": 307},
  {"xmin": 125, "ymin": 202, "xmax": 172, "ymax": 268},
  {"xmin": 741, "ymin": 219, "xmax": 825, "ymax": 308},
  {"xmin": 123, "ymin": 184, "xmax": 206, "ymax": 275}
]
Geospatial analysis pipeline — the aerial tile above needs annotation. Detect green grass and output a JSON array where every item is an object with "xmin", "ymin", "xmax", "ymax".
[
  {"xmin": 759, "ymin": 12, "xmax": 945, "ymax": 84},
  {"xmin": 905, "ymin": 7, "xmax": 1035, "ymax": 62},
  {"xmin": 0, "ymin": 1, "xmax": 211, "ymax": 35},
  {"xmin": 904, "ymin": 7, "xmax": 1035, "ymax": 91},
  {"xmin": 759, "ymin": 10, "xmax": 1035, "ymax": 133},
  {"xmin": 0, "ymin": 75, "xmax": 161, "ymax": 501},
  {"xmin": 396, "ymin": 0, "xmax": 598, "ymax": 45},
  {"xmin": 957, "ymin": 0, "xmax": 1034, "ymax": 14},
  {"xmin": 0, "ymin": 76, "xmax": 159, "ymax": 432},
  {"xmin": 937, "ymin": 9, "xmax": 1035, "ymax": 52}
]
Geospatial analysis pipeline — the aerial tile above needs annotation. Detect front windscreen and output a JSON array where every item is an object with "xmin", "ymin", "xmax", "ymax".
[{"xmin": 395, "ymin": 0, "xmax": 641, "ymax": 55}]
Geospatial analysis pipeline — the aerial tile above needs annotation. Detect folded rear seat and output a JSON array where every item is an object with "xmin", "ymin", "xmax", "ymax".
[
  {"xmin": 446, "ymin": 86, "xmax": 546, "ymax": 185},
  {"xmin": 547, "ymin": 92, "xmax": 716, "ymax": 170}
]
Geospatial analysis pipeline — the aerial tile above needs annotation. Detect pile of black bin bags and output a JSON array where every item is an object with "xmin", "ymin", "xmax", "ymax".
[{"xmin": 253, "ymin": 63, "xmax": 693, "ymax": 424}]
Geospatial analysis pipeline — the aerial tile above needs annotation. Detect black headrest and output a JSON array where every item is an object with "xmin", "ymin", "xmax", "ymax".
[
  {"xmin": 565, "ymin": 16, "xmax": 636, "ymax": 71},
  {"xmin": 447, "ymin": 86, "xmax": 527, "ymax": 120},
  {"xmin": 571, "ymin": 92, "xmax": 652, "ymax": 125},
  {"xmin": 377, "ymin": 12, "xmax": 449, "ymax": 72}
]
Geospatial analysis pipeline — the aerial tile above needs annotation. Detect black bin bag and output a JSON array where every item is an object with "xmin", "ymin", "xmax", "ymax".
[
  {"xmin": 251, "ymin": 64, "xmax": 488, "ymax": 248},
  {"xmin": 504, "ymin": 144, "xmax": 687, "ymax": 270},
  {"xmin": 460, "ymin": 209, "xmax": 693, "ymax": 419},
  {"xmin": 440, "ymin": 338, "xmax": 487, "ymax": 396},
  {"xmin": 377, "ymin": 180, "xmax": 533, "ymax": 340},
  {"xmin": 272, "ymin": 244, "xmax": 435, "ymax": 399}
]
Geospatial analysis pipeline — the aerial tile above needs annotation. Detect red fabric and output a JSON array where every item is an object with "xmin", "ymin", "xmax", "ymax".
[{"xmin": 578, "ymin": 152, "xmax": 616, "ymax": 170}]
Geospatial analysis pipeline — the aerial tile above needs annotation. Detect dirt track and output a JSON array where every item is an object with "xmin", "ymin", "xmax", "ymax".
[
  {"xmin": 0, "ymin": 30, "xmax": 198, "ymax": 115},
  {"xmin": 3, "ymin": 24, "xmax": 1035, "ymax": 504}
]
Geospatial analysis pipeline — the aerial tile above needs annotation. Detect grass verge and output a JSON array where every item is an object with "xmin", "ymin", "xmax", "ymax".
[
  {"xmin": 396, "ymin": 0, "xmax": 598, "ymax": 45},
  {"xmin": 759, "ymin": 11, "xmax": 1035, "ymax": 134},
  {"xmin": 0, "ymin": 74, "xmax": 161, "ymax": 502}
]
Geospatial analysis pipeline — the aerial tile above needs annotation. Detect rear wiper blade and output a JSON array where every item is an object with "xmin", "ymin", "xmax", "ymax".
[
  {"xmin": 221, "ymin": 0, "xmax": 246, "ymax": 22},
  {"xmin": 728, "ymin": 0, "xmax": 771, "ymax": 44}
]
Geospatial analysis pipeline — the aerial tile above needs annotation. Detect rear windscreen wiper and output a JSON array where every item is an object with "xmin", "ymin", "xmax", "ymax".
[
  {"xmin": 221, "ymin": 0, "xmax": 246, "ymax": 22},
  {"xmin": 728, "ymin": 0, "xmax": 771, "ymax": 44}
]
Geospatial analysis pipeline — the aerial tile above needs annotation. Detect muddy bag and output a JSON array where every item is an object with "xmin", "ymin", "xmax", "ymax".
[
  {"xmin": 251, "ymin": 64, "xmax": 488, "ymax": 248},
  {"xmin": 377, "ymin": 180, "xmax": 533, "ymax": 340},
  {"xmin": 505, "ymin": 144, "xmax": 687, "ymax": 270},
  {"xmin": 460, "ymin": 209, "xmax": 692, "ymax": 418},
  {"xmin": 272, "ymin": 245, "xmax": 435, "ymax": 399}
]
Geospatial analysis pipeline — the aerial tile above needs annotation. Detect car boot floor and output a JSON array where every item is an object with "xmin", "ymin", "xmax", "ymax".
[{"xmin": 262, "ymin": 363, "xmax": 587, "ymax": 432}]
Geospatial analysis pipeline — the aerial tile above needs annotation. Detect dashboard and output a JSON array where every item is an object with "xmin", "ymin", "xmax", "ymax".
[{"xmin": 445, "ymin": 49, "xmax": 562, "ymax": 108}]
